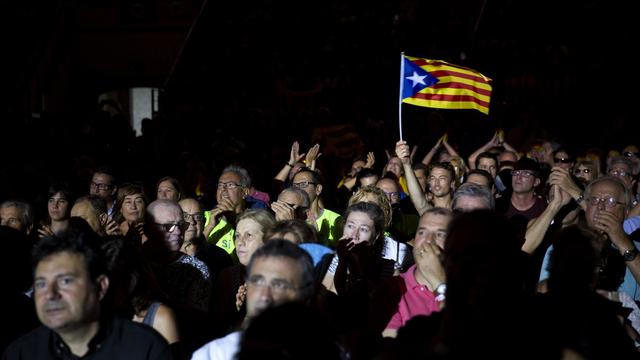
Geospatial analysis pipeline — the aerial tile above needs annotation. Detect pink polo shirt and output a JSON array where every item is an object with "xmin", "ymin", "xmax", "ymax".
[{"xmin": 386, "ymin": 264, "xmax": 441, "ymax": 330}]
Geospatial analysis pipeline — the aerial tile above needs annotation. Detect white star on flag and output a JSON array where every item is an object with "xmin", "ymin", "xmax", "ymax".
[{"xmin": 406, "ymin": 71, "xmax": 427, "ymax": 88}]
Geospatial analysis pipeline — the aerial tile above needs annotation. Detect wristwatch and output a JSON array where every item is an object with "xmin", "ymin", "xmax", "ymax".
[
  {"xmin": 434, "ymin": 283, "xmax": 447, "ymax": 302},
  {"xmin": 623, "ymin": 247, "xmax": 639, "ymax": 262}
]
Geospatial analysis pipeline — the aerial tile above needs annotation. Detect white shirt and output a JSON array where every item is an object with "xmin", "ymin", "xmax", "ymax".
[{"xmin": 191, "ymin": 331, "xmax": 241, "ymax": 360}]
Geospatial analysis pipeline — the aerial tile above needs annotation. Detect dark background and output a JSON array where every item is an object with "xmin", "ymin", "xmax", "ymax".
[{"xmin": 1, "ymin": 0, "xmax": 637, "ymax": 207}]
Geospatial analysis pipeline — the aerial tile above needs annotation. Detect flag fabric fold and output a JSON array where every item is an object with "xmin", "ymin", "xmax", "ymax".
[{"xmin": 401, "ymin": 55, "xmax": 492, "ymax": 115}]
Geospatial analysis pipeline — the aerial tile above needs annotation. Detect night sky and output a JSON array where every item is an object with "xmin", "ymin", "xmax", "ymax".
[{"xmin": 1, "ymin": 0, "xmax": 638, "ymax": 198}]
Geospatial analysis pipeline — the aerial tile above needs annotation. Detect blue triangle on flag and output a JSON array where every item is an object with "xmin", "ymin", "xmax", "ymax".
[{"xmin": 402, "ymin": 57, "xmax": 439, "ymax": 100}]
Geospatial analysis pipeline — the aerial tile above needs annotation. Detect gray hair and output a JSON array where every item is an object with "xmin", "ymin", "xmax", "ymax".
[
  {"xmin": 452, "ymin": 182, "xmax": 495, "ymax": 211},
  {"xmin": 0, "ymin": 200, "xmax": 34, "ymax": 229},
  {"xmin": 221, "ymin": 165, "xmax": 252, "ymax": 188},
  {"xmin": 584, "ymin": 175, "xmax": 633, "ymax": 210},
  {"xmin": 280, "ymin": 187, "xmax": 311, "ymax": 209}
]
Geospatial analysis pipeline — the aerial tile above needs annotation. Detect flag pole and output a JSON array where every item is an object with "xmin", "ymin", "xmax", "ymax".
[{"xmin": 398, "ymin": 52, "xmax": 405, "ymax": 141}]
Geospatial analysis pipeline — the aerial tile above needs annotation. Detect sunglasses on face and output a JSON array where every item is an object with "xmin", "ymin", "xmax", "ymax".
[
  {"xmin": 573, "ymin": 168, "xmax": 592, "ymax": 175},
  {"xmin": 623, "ymin": 151, "xmax": 639, "ymax": 158},
  {"xmin": 554, "ymin": 157, "xmax": 573, "ymax": 164}
]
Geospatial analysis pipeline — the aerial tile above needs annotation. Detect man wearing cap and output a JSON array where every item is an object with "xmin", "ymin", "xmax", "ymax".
[{"xmin": 496, "ymin": 158, "xmax": 547, "ymax": 221}]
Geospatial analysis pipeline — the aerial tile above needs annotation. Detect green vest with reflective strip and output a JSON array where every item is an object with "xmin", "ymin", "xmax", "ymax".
[{"xmin": 204, "ymin": 210, "xmax": 235, "ymax": 254}]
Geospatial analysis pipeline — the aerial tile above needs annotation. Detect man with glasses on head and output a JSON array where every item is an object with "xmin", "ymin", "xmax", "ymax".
[
  {"xmin": 88, "ymin": 166, "xmax": 118, "ymax": 220},
  {"xmin": 144, "ymin": 199, "xmax": 212, "ymax": 315},
  {"xmin": 291, "ymin": 168, "xmax": 342, "ymax": 248},
  {"xmin": 191, "ymin": 239, "xmax": 314, "ymax": 360}
]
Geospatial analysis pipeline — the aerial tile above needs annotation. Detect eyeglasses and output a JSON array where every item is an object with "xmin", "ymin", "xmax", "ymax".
[
  {"xmin": 246, "ymin": 275, "xmax": 297, "ymax": 294},
  {"xmin": 292, "ymin": 181, "xmax": 317, "ymax": 189},
  {"xmin": 153, "ymin": 221, "xmax": 188, "ymax": 233},
  {"xmin": 609, "ymin": 169, "xmax": 630, "ymax": 178},
  {"xmin": 384, "ymin": 191, "xmax": 400, "ymax": 199},
  {"xmin": 586, "ymin": 196, "xmax": 625, "ymax": 209},
  {"xmin": 573, "ymin": 168, "xmax": 592, "ymax": 175},
  {"xmin": 217, "ymin": 182, "xmax": 241, "ymax": 190},
  {"xmin": 511, "ymin": 170, "xmax": 535, "ymax": 178},
  {"xmin": 90, "ymin": 182, "xmax": 112, "ymax": 191},
  {"xmin": 183, "ymin": 213, "xmax": 204, "ymax": 223},
  {"xmin": 623, "ymin": 151, "xmax": 639, "ymax": 158},
  {"xmin": 554, "ymin": 158, "xmax": 573, "ymax": 164}
]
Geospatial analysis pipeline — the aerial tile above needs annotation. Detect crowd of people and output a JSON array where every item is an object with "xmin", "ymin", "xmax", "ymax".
[{"xmin": 2, "ymin": 125, "xmax": 640, "ymax": 359}]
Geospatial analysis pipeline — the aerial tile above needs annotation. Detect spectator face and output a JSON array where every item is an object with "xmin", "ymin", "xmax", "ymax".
[
  {"xmin": 359, "ymin": 175, "xmax": 379, "ymax": 188},
  {"xmin": 511, "ymin": 170, "xmax": 539, "ymax": 194},
  {"xmin": 277, "ymin": 191, "xmax": 308, "ymax": 220},
  {"xmin": 148, "ymin": 202, "xmax": 186, "ymax": 252},
  {"xmin": 376, "ymin": 179, "xmax": 400, "ymax": 205},
  {"xmin": 477, "ymin": 158, "xmax": 497, "ymax": 178},
  {"xmin": 428, "ymin": 167, "xmax": 454, "ymax": 198},
  {"xmin": 342, "ymin": 211, "xmax": 375, "ymax": 245},
  {"xmin": 350, "ymin": 160, "xmax": 366, "ymax": 176},
  {"xmin": 465, "ymin": 174, "xmax": 490, "ymax": 189},
  {"xmin": 216, "ymin": 172, "xmax": 246, "ymax": 208},
  {"xmin": 0, "ymin": 206, "xmax": 26, "ymax": 232},
  {"xmin": 573, "ymin": 165, "xmax": 595, "ymax": 184},
  {"xmin": 179, "ymin": 199, "xmax": 204, "ymax": 242},
  {"xmin": 89, "ymin": 173, "xmax": 115, "ymax": 200},
  {"xmin": 608, "ymin": 163, "xmax": 633, "ymax": 188},
  {"xmin": 453, "ymin": 195, "xmax": 490, "ymax": 213},
  {"xmin": 245, "ymin": 256, "xmax": 304, "ymax": 319},
  {"xmin": 235, "ymin": 218, "xmax": 265, "ymax": 266},
  {"xmin": 48, "ymin": 192, "xmax": 71, "ymax": 222},
  {"xmin": 121, "ymin": 193, "xmax": 145, "ymax": 223},
  {"xmin": 292, "ymin": 172, "xmax": 320, "ymax": 204},
  {"xmin": 33, "ymin": 251, "xmax": 107, "ymax": 334},
  {"xmin": 385, "ymin": 157, "xmax": 403, "ymax": 177},
  {"xmin": 157, "ymin": 180, "xmax": 180, "ymax": 201},
  {"xmin": 413, "ymin": 168, "xmax": 428, "ymax": 193},
  {"xmin": 414, "ymin": 212, "xmax": 451, "ymax": 250},
  {"xmin": 585, "ymin": 180, "xmax": 627, "ymax": 231},
  {"xmin": 553, "ymin": 151, "xmax": 574, "ymax": 170}
]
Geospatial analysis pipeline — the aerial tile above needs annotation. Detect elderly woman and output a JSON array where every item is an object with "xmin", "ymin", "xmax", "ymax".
[{"xmin": 210, "ymin": 209, "xmax": 276, "ymax": 337}]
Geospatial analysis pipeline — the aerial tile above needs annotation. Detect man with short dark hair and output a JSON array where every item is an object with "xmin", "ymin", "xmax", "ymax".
[
  {"xmin": 191, "ymin": 239, "xmax": 314, "ymax": 360},
  {"xmin": 89, "ymin": 167, "xmax": 118, "ymax": 220},
  {"xmin": 3, "ymin": 230, "xmax": 171, "ymax": 359},
  {"xmin": 496, "ymin": 157, "xmax": 547, "ymax": 221}
]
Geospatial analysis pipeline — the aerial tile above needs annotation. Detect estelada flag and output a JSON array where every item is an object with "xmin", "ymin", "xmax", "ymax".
[{"xmin": 401, "ymin": 55, "xmax": 492, "ymax": 114}]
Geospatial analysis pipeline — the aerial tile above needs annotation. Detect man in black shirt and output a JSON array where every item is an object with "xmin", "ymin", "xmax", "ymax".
[{"xmin": 3, "ymin": 229, "xmax": 171, "ymax": 359}]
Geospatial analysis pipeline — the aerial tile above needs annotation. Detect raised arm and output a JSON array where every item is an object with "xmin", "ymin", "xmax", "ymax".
[
  {"xmin": 305, "ymin": 144, "xmax": 321, "ymax": 171},
  {"xmin": 274, "ymin": 141, "xmax": 305, "ymax": 182},
  {"xmin": 522, "ymin": 184, "xmax": 570, "ymax": 254},
  {"xmin": 468, "ymin": 131, "xmax": 500, "ymax": 170},
  {"xmin": 342, "ymin": 152, "xmax": 375, "ymax": 191},
  {"xmin": 397, "ymin": 140, "xmax": 431, "ymax": 215},
  {"xmin": 421, "ymin": 135, "xmax": 444, "ymax": 166},
  {"xmin": 441, "ymin": 133, "xmax": 460, "ymax": 158}
]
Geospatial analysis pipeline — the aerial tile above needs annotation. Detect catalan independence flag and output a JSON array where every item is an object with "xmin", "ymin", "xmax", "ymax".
[{"xmin": 401, "ymin": 54, "xmax": 492, "ymax": 115}]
